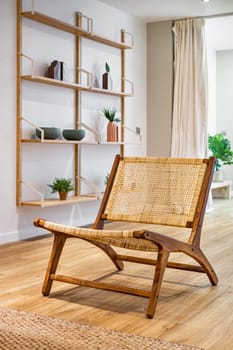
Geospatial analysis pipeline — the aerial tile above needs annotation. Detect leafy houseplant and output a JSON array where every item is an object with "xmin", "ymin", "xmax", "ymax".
[
  {"xmin": 208, "ymin": 134, "xmax": 233, "ymax": 171},
  {"xmin": 102, "ymin": 108, "xmax": 120, "ymax": 142},
  {"xmin": 105, "ymin": 62, "xmax": 110, "ymax": 74},
  {"xmin": 48, "ymin": 177, "xmax": 74, "ymax": 200},
  {"xmin": 102, "ymin": 107, "xmax": 120, "ymax": 123}
]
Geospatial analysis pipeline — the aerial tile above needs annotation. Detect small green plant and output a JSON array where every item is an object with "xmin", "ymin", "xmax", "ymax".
[
  {"xmin": 48, "ymin": 177, "xmax": 74, "ymax": 193},
  {"xmin": 104, "ymin": 172, "xmax": 110, "ymax": 185},
  {"xmin": 102, "ymin": 107, "xmax": 120, "ymax": 123},
  {"xmin": 105, "ymin": 62, "xmax": 110, "ymax": 73},
  {"xmin": 208, "ymin": 134, "xmax": 233, "ymax": 171}
]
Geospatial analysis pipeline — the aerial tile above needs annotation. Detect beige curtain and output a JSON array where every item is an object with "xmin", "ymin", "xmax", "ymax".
[{"xmin": 171, "ymin": 18, "xmax": 208, "ymax": 158}]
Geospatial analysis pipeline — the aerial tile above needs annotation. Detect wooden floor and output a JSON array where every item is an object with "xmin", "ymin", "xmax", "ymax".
[{"xmin": 0, "ymin": 198, "xmax": 232, "ymax": 350}]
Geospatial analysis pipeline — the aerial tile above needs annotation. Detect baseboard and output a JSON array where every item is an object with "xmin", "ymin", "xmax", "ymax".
[
  {"xmin": 0, "ymin": 230, "xmax": 19, "ymax": 245},
  {"xmin": 0, "ymin": 229, "xmax": 47, "ymax": 244},
  {"xmin": 0, "ymin": 216, "xmax": 95, "ymax": 245}
]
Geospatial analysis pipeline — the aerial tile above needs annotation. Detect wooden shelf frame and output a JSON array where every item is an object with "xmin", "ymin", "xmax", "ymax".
[
  {"xmin": 20, "ymin": 117, "xmax": 138, "ymax": 145},
  {"xmin": 21, "ymin": 139, "xmax": 134, "ymax": 145},
  {"xmin": 21, "ymin": 10, "xmax": 134, "ymax": 49},
  {"xmin": 21, "ymin": 195, "xmax": 100, "ymax": 208},
  {"xmin": 21, "ymin": 75, "xmax": 90, "ymax": 91},
  {"xmin": 20, "ymin": 177, "xmax": 103, "ymax": 208},
  {"xmin": 16, "ymin": 0, "xmax": 133, "ymax": 207},
  {"xmin": 21, "ymin": 139, "xmax": 98, "ymax": 145},
  {"xmin": 21, "ymin": 75, "xmax": 133, "ymax": 97},
  {"xmin": 21, "ymin": 139, "xmax": 127, "ymax": 145},
  {"xmin": 20, "ymin": 53, "xmax": 134, "ymax": 96}
]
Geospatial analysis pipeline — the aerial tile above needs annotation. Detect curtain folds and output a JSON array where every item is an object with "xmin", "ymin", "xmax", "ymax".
[{"xmin": 171, "ymin": 18, "xmax": 208, "ymax": 158}]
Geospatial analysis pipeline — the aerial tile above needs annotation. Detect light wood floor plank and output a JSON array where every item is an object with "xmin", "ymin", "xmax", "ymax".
[{"xmin": 0, "ymin": 198, "xmax": 232, "ymax": 349}]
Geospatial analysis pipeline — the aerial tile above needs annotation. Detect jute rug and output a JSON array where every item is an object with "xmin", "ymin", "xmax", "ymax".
[{"xmin": 0, "ymin": 306, "xmax": 204, "ymax": 350}]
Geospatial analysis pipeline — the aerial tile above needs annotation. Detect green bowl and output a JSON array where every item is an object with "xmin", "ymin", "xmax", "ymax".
[
  {"xmin": 36, "ymin": 127, "xmax": 61, "ymax": 140},
  {"xmin": 62, "ymin": 129, "xmax": 86, "ymax": 141}
]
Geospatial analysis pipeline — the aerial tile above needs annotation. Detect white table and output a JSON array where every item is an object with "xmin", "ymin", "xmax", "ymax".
[{"xmin": 211, "ymin": 180, "xmax": 232, "ymax": 199}]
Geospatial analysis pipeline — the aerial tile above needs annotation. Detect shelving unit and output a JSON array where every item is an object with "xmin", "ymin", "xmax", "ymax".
[
  {"xmin": 16, "ymin": 0, "xmax": 134, "ymax": 207},
  {"xmin": 21, "ymin": 139, "xmax": 98, "ymax": 145},
  {"xmin": 21, "ymin": 195, "xmax": 100, "ymax": 208},
  {"xmin": 21, "ymin": 11, "xmax": 133, "ymax": 49},
  {"xmin": 21, "ymin": 75, "xmax": 133, "ymax": 96},
  {"xmin": 21, "ymin": 75, "xmax": 90, "ymax": 91},
  {"xmin": 21, "ymin": 139, "xmax": 125, "ymax": 145}
]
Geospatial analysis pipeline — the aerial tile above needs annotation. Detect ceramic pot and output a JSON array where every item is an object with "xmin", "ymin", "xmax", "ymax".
[
  {"xmin": 36, "ymin": 127, "xmax": 61, "ymax": 140},
  {"xmin": 59, "ymin": 191, "xmax": 68, "ymax": 200},
  {"xmin": 62, "ymin": 129, "xmax": 86, "ymax": 141},
  {"xmin": 107, "ymin": 122, "xmax": 118, "ymax": 142}
]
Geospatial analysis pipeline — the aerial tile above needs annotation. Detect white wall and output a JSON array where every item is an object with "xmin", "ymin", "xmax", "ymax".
[
  {"xmin": 0, "ymin": 0, "xmax": 18, "ymax": 243},
  {"xmin": 216, "ymin": 50, "xmax": 233, "ymax": 181},
  {"xmin": 0, "ymin": 0, "xmax": 146, "ymax": 243}
]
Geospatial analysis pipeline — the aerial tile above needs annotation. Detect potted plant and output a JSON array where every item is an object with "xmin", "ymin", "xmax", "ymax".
[
  {"xmin": 104, "ymin": 172, "xmax": 110, "ymax": 186},
  {"xmin": 208, "ymin": 133, "xmax": 233, "ymax": 181},
  {"xmin": 102, "ymin": 62, "xmax": 112, "ymax": 90},
  {"xmin": 102, "ymin": 107, "xmax": 121, "ymax": 142},
  {"xmin": 48, "ymin": 177, "xmax": 74, "ymax": 200}
]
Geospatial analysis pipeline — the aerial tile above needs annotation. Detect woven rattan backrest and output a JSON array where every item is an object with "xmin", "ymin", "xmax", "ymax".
[{"xmin": 103, "ymin": 157, "xmax": 209, "ymax": 227}]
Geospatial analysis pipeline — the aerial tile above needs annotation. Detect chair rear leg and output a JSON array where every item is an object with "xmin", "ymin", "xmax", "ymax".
[
  {"xmin": 146, "ymin": 248, "xmax": 169, "ymax": 319},
  {"xmin": 191, "ymin": 248, "xmax": 218, "ymax": 286},
  {"xmin": 42, "ymin": 233, "xmax": 67, "ymax": 296}
]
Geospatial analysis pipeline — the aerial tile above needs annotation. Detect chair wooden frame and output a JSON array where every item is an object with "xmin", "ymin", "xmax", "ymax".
[{"xmin": 34, "ymin": 155, "xmax": 218, "ymax": 318}]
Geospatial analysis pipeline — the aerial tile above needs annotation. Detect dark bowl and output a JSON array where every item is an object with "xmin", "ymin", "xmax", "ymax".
[
  {"xmin": 62, "ymin": 129, "xmax": 86, "ymax": 141},
  {"xmin": 36, "ymin": 127, "xmax": 61, "ymax": 140}
]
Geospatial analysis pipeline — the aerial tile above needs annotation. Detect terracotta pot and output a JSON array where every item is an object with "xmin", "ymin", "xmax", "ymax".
[
  {"xmin": 59, "ymin": 191, "xmax": 68, "ymax": 200},
  {"xmin": 107, "ymin": 122, "xmax": 118, "ymax": 142}
]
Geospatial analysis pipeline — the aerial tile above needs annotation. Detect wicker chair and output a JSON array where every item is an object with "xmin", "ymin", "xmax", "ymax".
[{"xmin": 34, "ymin": 155, "xmax": 218, "ymax": 318}]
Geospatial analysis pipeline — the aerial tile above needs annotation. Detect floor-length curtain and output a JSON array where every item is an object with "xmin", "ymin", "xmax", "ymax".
[{"xmin": 171, "ymin": 18, "xmax": 208, "ymax": 158}]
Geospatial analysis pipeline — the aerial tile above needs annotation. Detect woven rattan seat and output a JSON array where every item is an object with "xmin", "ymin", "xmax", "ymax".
[{"xmin": 34, "ymin": 155, "xmax": 218, "ymax": 318}]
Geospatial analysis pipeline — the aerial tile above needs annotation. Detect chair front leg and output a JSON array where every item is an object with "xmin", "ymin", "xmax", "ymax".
[
  {"xmin": 146, "ymin": 248, "xmax": 170, "ymax": 319},
  {"xmin": 42, "ymin": 233, "xmax": 67, "ymax": 296}
]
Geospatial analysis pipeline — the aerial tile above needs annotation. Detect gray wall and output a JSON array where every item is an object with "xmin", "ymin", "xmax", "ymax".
[{"xmin": 147, "ymin": 21, "xmax": 173, "ymax": 156}]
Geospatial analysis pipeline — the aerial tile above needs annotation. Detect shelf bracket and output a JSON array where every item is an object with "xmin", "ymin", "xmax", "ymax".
[
  {"xmin": 123, "ymin": 78, "xmax": 134, "ymax": 96},
  {"xmin": 78, "ymin": 176, "xmax": 102, "ymax": 199},
  {"xmin": 121, "ymin": 30, "xmax": 134, "ymax": 48},
  {"xmin": 121, "ymin": 124, "xmax": 142, "ymax": 143},
  {"xmin": 76, "ymin": 12, "xmax": 93, "ymax": 34},
  {"xmin": 21, "ymin": 180, "xmax": 45, "ymax": 203},
  {"xmin": 21, "ymin": 53, "xmax": 35, "ymax": 76},
  {"xmin": 77, "ymin": 121, "xmax": 100, "ymax": 142},
  {"xmin": 21, "ymin": 117, "xmax": 47, "ymax": 142},
  {"xmin": 76, "ymin": 67, "xmax": 92, "ymax": 87}
]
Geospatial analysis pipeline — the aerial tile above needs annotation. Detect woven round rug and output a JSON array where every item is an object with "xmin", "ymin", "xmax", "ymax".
[{"xmin": 0, "ymin": 306, "xmax": 204, "ymax": 350}]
